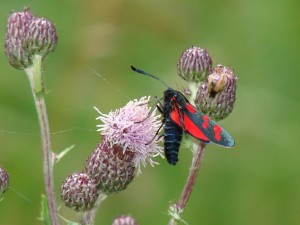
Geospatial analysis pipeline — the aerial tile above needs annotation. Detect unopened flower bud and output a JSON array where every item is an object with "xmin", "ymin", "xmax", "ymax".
[
  {"xmin": 85, "ymin": 139, "xmax": 136, "ymax": 194},
  {"xmin": 4, "ymin": 7, "xmax": 57, "ymax": 70},
  {"xmin": 195, "ymin": 64, "xmax": 237, "ymax": 121},
  {"xmin": 177, "ymin": 46, "xmax": 212, "ymax": 83},
  {"xmin": 112, "ymin": 215, "xmax": 139, "ymax": 225},
  {"xmin": 4, "ymin": 7, "xmax": 34, "ymax": 69},
  {"xmin": 60, "ymin": 172, "xmax": 98, "ymax": 211},
  {"xmin": 0, "ymin": 167, "xmax": 9, "ymax": 197},
  {"xmin": 26, "ymin": 17, "xmax": 57, "ymax": 58}
]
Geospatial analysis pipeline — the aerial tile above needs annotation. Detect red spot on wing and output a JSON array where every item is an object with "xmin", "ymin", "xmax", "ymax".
[
  {"xmin": 185, "ymin": 103, "xmax": 196, "ymax": 113},
  {"xmin": 213, "ymin": 125, "xmax": 222, "ymax": 141},
  {"xmin": 170, "ymin": 107, "xmax": 181, "ymax": 126},
  {"xmin": 202, "ymin": 115, "xmax": 210, "ymax": 129},
  {"xmin": 183, "ymin": 114, "xmax": 209, "ymax": 142}
]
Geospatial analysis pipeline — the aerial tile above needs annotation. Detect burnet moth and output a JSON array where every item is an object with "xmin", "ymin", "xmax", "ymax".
[{"xmin": 131, "ymin": 66, "xmax": 235, "ymax": 165}]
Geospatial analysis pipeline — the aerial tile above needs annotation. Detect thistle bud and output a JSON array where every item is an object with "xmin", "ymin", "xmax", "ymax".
[
  {"xmin": 4, "ymin": 7, "xmax": 34, "ymax": 69},
  {"xmin": 112, "ymin": 215, "xmax": 139, "ymax": 225},
  {"xmin": 60, "ymin": 172, "xmax": 98, "ymax": 211},
  {"xmin": 195, "ymin": 64, "xmax": 237, "ymax": 121},
  {"xmin": 85, "ymin": 139, "xmax": 136, "ymax": 194},
  {"xmin": 26, "ymin": 17, "xmax": 57, "ymax": 58},
  {"xmin": 4, "ymin": 7, "xmax": 57, "ymax": 70},
  {"xmin": 177, "ymin": 46, "xmax": 212, "ymax": 83},
  {"xmin": 0, "ymin": 167, "xmax": 9, "ymax": 197}
]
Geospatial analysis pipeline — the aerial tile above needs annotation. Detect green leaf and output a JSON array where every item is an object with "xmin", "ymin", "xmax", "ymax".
[
  {"xmin": 67, "ymin": 222, "xmax": 81, "ymax": 225},
  {"xmin": 55, "ymin": 145, "xmax": 75, "ymax": 164},
  {"xmin": 38, "ymin": 194, "xmax": 51, "ymax": 225}
]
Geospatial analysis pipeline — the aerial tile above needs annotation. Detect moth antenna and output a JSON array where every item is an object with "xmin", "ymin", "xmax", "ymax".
[{"xmin": 131, "ymin": 66, "xmax": 171, "ymax": 89}]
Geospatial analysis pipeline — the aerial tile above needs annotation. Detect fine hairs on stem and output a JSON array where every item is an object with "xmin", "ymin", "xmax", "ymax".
[{"xmin": 25, "ymin": 56, "xmax": 60, "ymax": 225}]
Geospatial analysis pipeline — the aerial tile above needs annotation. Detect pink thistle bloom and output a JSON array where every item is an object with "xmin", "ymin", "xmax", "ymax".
[{"xmin": 94, "ymin": 96, "xmax": 163, "ymax": 174}]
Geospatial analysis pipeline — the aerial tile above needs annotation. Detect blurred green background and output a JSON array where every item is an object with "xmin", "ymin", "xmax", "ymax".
[{"xmin": 0, "ymin": 0, "xmax": 299, "ymax": 225}]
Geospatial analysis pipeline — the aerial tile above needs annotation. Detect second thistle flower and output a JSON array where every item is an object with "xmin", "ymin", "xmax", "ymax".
[
  {"xmin": 85, "ymin": 139, "xmax": 135, "ymax": 193},
  {"xmin": 60, "ymin": 172, "xmax": 98, "ymax": 211},
  {"xmin": 177, "ymin": 46, "xmax": 212, "ymax": 83},
  {"xmin": 26, "ymin": 17, "xmax": 57, "ymax": 57},
  {"xmin": 195, "ymin": 64, "xmax": 238, "ymax": 121}
]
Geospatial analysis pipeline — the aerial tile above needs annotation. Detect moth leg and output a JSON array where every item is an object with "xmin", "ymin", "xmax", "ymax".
[
  {"xmin": 136, "ymin": 96, "xmax": 163, "ymax": 123},
  {"xmin": 146, "ymin": 122, "xmax": 164, "ymax": 145}
]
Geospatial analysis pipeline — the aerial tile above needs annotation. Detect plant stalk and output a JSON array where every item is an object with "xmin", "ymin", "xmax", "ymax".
[
  {"xmin": 168, "ymin": 142, "xmax": 206, "ymax": 225},
  {"xmin": 79, "ymin": 192, "xmax": 107, "ymax": 225},
  {"xmin": 25, "ymin": 55, "xmax": 60, "ymax": 225}
]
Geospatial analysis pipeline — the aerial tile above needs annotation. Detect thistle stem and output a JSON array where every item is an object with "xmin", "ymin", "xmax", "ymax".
[
  {"xmin": 25, "ymin": 55, "xmax": 60, "ymax": 225},
  {"xmin": 168, "ymin": 142, "xmax": 206, "ymax": 225},
  {"xmin": 79, "ymin": 192, "xmax": 107, "ymax": 225}
]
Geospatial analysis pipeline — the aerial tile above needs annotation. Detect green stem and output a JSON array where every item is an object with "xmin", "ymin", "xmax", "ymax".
[
  {"xmin": 79, "ymin": 193, "xmax": 107, "ymax": 225},
  {"xmin": 32, "ymin": 54, "xmax": 43, "ymax": 94},
  {"xmin": 25, "ymin": 55, "xmax": 60, "ymax": 225},
  {"xmin": 188, "ymin": 82, "xmax": 198, "ymax": 105}
]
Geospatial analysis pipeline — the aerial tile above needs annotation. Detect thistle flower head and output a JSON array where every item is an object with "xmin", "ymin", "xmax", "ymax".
[
  {"xmin": 177, "ymin": 46, "xmax": 212, "ymax": 83},
  {"xmin": 195, "ymin": 64, "xmax": 238, "ymax": 121},
  {"xmin": 94, "ymin": 96, "xmax": 163, "ymax": 173},
  {"xmin": 112, "ymin": 215, "xmax": 139, "ymax": 225},
  {"xmin": 26, "ymin": 17, "xmax": 57, "ymax": 57},
  {"xmin": 0, "ymin": 167, "xmax": 9, "ymax": 197},
  {"xmin": 4, "ymin": 7, "xmax": 57, "ymax": 70},
  {"xmin": 85, "ymin": 139, "xmax": 135, "ymax": 194},
  {"xmin": 60, "ymin": 172, "xmax": 98, "ymax": 211},
  {"xmin": 4, "ymin": 7, "xmax": 34, "ymax": 69}
]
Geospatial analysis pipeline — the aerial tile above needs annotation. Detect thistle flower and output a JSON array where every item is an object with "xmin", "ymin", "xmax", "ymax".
[
  {"xmin": 0, "ymin": 167, "xmax": 9, "ymax": 197},
  {"xmin": 4, "ymin": 7, "xmax": 34, "ymax": 69},
  {"xmin": 26, "ymin": 17, "xmax": 57, "ymax": 58},
  {"xmin": 85, "ymin": 139, "xmax": 135, "ymax": 194},
  {"xmin": 60, "ymin": 172, "xmax": 98, "ymax": 211},
  {"xmin": 94, "ymin": 96, "xmax": 164, "ymax": 173},
  {"xmin": 112, "ymin": 215, "xmax": 139, "ymax": 225},
  {"xmin": 86, "ymin": 97, "xmax": 163, "ymax": 194},
  {"xmin": 177, "ymin": 46, "xmax": 212, "ymax": 83},
  {"xmin": 4, "ymin": 7, "xmax": 57, "ymax": 70},
  {"xmin": 194, "ymin": 64, "xmax": 238, "ymax": 121}
]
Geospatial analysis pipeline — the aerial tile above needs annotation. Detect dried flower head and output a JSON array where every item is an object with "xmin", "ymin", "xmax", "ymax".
[
  {"xmin": 195, "ymin": 64, "xmax": 238, "ymax": 121},
  {"xmin": 177, "ymin": 46, "xmax": 212, "ymax": 83},
  {"xmin": 85, "ymin": 139, "xmax": 135, "ymax": 194},
  {"xmin": 0, "ymin": 167, "xmax": 9, "ymax": 197},
  {"xmin": 60, "ymin": 172, "xmax": 98, "ymax": 211},
  {"xmin": 94, "ymin": 96, "xmax": 163, "ymax": 174},
  {"xmin": 112, "ymin": 215, "xmax": 139, "ymax": 225}
]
